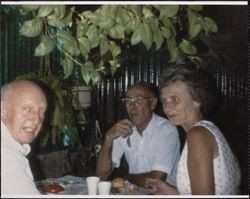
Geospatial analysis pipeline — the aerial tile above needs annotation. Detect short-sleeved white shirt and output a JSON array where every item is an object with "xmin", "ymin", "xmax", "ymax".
[
  {"xmin": 1, "ymin": 121, "xmax": 41, "ymax": 195},
  {"xmin": 112, "ymin": 113, "xmax": 180, "ymax": 185},
  {"xmin": 176, "ymin": 120, "xmax": 241, "ymax": 195}
]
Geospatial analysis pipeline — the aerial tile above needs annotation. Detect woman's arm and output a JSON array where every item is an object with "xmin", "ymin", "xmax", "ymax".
[{"xmin": 187, "ymin": 126, "xmax": 218, "ymax": 195}]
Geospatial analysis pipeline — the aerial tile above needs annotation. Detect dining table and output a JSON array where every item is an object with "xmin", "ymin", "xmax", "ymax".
[{"xmin": 36, "ymin": 175, "xmax": 151, "ymax": 196}]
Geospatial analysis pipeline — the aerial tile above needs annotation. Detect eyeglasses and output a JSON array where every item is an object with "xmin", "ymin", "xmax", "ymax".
[
  {"xmin": 121, "ymin": 96, "xmax": 152, "ymax": 105},
  {"xmin": 161, "ymin": 96, "xmax": 181, "ymax": 107}
]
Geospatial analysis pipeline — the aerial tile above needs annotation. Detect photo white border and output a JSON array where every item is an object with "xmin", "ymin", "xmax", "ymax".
[
  {"xmin": 1, "ymin": 1, "xmax": 248, "ymax": 5},
  {"xmin": 1, "ymin": 1, "xmax": 248, "ymax": 198}
]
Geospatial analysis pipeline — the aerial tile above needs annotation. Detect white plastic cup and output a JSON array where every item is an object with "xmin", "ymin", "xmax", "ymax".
[
  {"xmin": 86, "ymin": 176, "xmax": 100, "ymax": 195},
  {"xmin": 98, "ymin": 181, "xmax": 112, "ymax": 195}
]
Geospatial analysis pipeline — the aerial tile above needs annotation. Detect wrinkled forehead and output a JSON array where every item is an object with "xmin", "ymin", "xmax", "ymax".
[
  {"xmin": 6, "ymin": 83, "xmax": 47, "ymax": 106},
  {"xmin": 126, "ymin": 84, "xmax": 153, "ymax": 97},
  {"xmin": 160, "ymin": 80, "xmax": 191, "ymax": 97}
]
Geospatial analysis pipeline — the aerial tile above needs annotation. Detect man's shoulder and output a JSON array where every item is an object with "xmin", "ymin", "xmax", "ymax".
[{"xmin": 153, "ymin": 113, "xmax": 175, "ymax": 127}]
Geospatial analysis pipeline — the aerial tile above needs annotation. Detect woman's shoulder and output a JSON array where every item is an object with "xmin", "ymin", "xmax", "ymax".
[
  {"xmin": 187, "ymin": 125, "xmax": 211, "ymax": 140},
  {"xmin": 187, "ymin": 124, "xmax": 216, "ymax": 148}
]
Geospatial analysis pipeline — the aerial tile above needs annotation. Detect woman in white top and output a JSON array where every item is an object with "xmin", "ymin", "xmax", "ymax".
[{"xmin": 146, "ymin": 65, "xmax": 240, "ymax": 195}]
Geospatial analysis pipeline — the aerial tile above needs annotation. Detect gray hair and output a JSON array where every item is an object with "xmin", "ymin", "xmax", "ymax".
[
  {"xmin": 159, "ymin": 65, "xmax": 220, "ymax": 119},
  {"xmin": 1, "ymin": 82, "xmax": 13, "ymax": 101}
]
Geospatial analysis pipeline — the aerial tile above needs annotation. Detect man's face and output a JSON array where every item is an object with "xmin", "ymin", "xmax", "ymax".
[
  {"xmin": 1, "ymin": 86, "xmax": 47, "ymax": 144},
  {"xmin": 125, "ymin": 85, "xmax": 157, "ymax": 131}
]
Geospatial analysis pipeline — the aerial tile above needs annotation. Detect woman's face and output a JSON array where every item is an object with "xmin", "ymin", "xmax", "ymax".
[{"xmin": 160, "ymin": 80, "xmax": 201, "ymax": 131}]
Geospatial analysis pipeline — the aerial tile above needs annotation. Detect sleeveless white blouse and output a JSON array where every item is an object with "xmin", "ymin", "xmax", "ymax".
[{"xmin": 176, "ymin": 120, "xmax": 241, "ymax": 195}]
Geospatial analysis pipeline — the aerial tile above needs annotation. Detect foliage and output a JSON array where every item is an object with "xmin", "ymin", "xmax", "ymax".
[
  {"xmin": 18, "ymin": 5, "xmax": 217, "ymax": 85},
  {"xmin": 8, "ymin": 4, "xmax": 218, "ymax": 146}
]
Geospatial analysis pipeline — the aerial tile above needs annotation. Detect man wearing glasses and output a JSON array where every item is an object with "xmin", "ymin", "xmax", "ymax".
[{"xmin": 96, "ymin": 82, "xmax": 180, "ymax": 188}]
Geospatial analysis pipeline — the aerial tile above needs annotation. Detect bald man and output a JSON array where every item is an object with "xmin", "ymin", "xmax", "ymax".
[{"xmin": 1, "ymin": 80, "xmax": 47, "ymax": 195}]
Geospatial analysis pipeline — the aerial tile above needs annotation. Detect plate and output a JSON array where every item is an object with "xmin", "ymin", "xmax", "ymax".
[
  {"xmin": 111, "ymin": 180, "xmax": 150, "ymax": 195},
  {"xmin": 36, "ymin": 176, "xmax": 88, "ymax": 195}
]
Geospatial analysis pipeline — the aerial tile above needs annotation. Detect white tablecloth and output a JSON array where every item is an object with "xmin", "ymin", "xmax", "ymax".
[{"xmin": 41, "ymin": 175, "xmax": 150, "ymax": 195}]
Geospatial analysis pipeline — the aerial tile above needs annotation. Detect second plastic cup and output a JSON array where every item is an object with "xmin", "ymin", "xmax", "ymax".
[{"xmin": 98, "ymin": 181, "xmax": 112, "ymax": 195}]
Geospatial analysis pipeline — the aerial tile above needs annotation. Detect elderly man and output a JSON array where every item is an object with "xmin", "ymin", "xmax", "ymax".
[
  {"xmin": 1, "ymin": 80, "xmax": 47, "ymax": 195},
  {"xmin": 96, "ymin": 82, "xmax": 180, "ymax": 188}
]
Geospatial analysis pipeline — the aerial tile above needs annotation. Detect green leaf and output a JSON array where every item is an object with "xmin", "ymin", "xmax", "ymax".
[
  {"xmin": 38, "ymin": 5, "xmax": 54, "ymax": 17},
  {"xmin": 188, "ymin": 5, "xmax": 203, "ymax": 11},
  {"xmin": 179, "ymin": 39, "xmax": 197, "ymax": 55},
  {"xmin": 57, "ymin": 30, "xmax": 79, "ymax": 55},
  {"xmin": 109, "ymin": 25, "xmax": 125, "ymax": 39},
  {"xmin": 96, "ymin": 15, "xmax": 114, "ymax": 29},
  {"xmin": 35, "ymin": 35, "xmax": 55, "ymax": 56},
  {"xmin": 81, "ymin": 61, "xmax": 94, "ymax": 85},
  {"xmin": 116, "ymin": 6, "xmax": 130, "ymax": 27},
  {"xmin": 142, "ymin": 6, "xmax": 154, "ymax": 18},
  {"xmin": 81, "ymin": 10, "xmax": 96, "ymax": 19},
  {"xmin": 161, "ymin": 17, "xmax": 176, "ymax": 36},
  {"xmin": 189, "ymin": 56, "xmax": 203, "ymax": 66},
  {"xmin": 62, "ymin": 58, "xmax": 74, "ymax": 79},
  {"xmin": 21, "ymin": 5, "xmax": 40, "ymax": 11},
  {"xmin": 81, "ymin": 10, "xmax": 98, "ymax": 25},
  {"xmin": 126, "ymin": 14, "xmax": 140, "ymax": 33},
  {"xmin": 159, "ymin": 5, "xmax": 179, "ymax": 18},
  {"xmin": 20, "ymin": 18, "xmax": 43, "ymax": 37},
  {"xmin": 203, "ymin": 17, "xmax": 218, "ymax": 33},
  {"xmin": 162, "ymin": 27, "xmax": 172, "ymax": 40},
  {"xmin": 187, "ymin": 9, "xmax": 201, "ymax": 25},
  {"xmin": 147, "ymin": 18, "xmax": 164, "ymax": 50},
  {"xmin": 109, "ymin": 41, "xmax": 121, "ymax": 57},
  {"xmin": 100, "ymin": 37, "xmax": 109, "ymax": 56},
  {"xmin": 52, "ymin": 5, "xmax": 66, "ymax": 20},
  {"xmin": 141, "ymin": 22, "xmax": 153, "ymax": 50},
  {"xmin": 153, "ymin": 30, "xmax": 164, "ymax": 50},
  {"xmin": 78, "ymin": 37, "xmax": 91, "ymax": 53},
  {"xmin": 131, "ymin": 28, "xmax": 141, "ymax": 45},
  {"xmin": 91, "ymin": 71, "xmax": 102, "ymax": 85},
  {"xmin": 76, "ymin": 20, "xmax": 89, "ymax": 38},
  {"xmin": 167, "ymin": 37, "xmax": 178, "ymax": 62},
  {"xmin": 47, "ymin": 12, "xmax": 72, "ymax": 29},
  {"xmin": 130, "ymin": 5, "xmax": 142, "ymax": 17},
  {"xmin": 109, "ymin": 59, "xmax": 120, "ymax": 76},
  {"xmin": 100, "ymin": 5, "xmax": 118, "ymax": 19},
  {"xmin": 189, "ymin": 23, "xmax": 202, "ymax": 39},
  {"xmin": 86, "ymin": 25, "xmax": 100, "ymax": 48},
  {"xmin": 97, "ymin": 61, "xmax": 106, "ymax": 73}
]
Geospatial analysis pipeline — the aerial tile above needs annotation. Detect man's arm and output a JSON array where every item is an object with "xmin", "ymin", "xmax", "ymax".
[
  {"xmin": 96, "ymin": 119, "xmax": 134, "ymax": 180},
  {"xmin": 96, "ymin": 135, "xmax": 115, "ymax": 180},
  {"xmin": 128, "ymin": 170, "xmax": 166, "ymax": 188}
]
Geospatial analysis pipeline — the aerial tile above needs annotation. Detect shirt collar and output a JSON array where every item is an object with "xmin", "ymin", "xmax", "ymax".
[
  {"xmin": 134, "ymin": 113, "xmax": 156, "ymax": 137},
  {"xmin": 143, "ymin": 113, "xmax": 156, "ymax": 136},
  {"xmin": 1, "ymin": 121, "xmax": 31, "ymax": 156}
]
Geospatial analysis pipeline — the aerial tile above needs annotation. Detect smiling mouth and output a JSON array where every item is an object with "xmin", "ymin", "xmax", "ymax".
[{"xmin": 23, "ymin": 127, "xmax": 36, "ymax": 134}]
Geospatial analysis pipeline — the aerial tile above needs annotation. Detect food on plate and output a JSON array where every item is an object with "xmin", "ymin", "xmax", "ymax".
[
  {"xmin": 43, "ymin": 183, "xmax": 65, "ymax": 193},
  {"xmin": 112, "ymin": 177, "xmax": 125, "ymax": 189},
  {"xmin": 111, "ymin": 178, "xmax": 139, "ymax": 194}
]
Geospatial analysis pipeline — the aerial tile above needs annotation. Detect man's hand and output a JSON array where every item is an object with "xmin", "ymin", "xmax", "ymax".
[
  {"xmin": 145, "ymin": 178, "xmax": 178, "ymax": 195},
  {"xmin": 105, "ymin": 119, "xmax": 134, "ymax": 141},
  {"xmin": 96, "ymin": 119, "xmax": 133, "ymax": 180}
]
